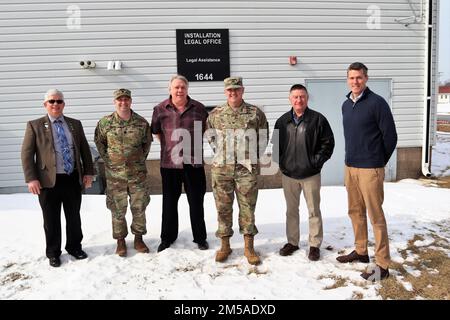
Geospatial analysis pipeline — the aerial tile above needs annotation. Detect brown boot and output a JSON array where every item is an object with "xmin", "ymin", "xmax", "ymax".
[
  {"xmin": 244, "ymin": 234, "xmax": 261, "ymax": 265},
  {"xmin": 115, "ymin": 238, "xmax": 127, "ymax": 257},
  {"xmin": 215, "ymin": 236, "xmax": 232, "ymax": 262},
  {"xmin": 134, "ymin": 235, "xmax": 150, "ymax": 253}
]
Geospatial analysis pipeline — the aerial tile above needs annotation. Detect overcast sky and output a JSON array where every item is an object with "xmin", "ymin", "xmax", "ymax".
[{"xmin": 440, "ymin": 0, "xmax": 450, "ymax": 82}]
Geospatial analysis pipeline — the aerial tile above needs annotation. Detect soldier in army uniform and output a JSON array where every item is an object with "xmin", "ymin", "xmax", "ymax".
[
  {"xmin": 207, "ymin": 77, "xmax": 268, "ymax": 265},
  {"xmin": 94, "ymin": 89, "xmax": 152, "ymax": 257}
]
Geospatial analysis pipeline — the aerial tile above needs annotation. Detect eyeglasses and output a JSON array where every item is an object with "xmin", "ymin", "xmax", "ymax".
[{"xmin": 47, "ymin": 100, "xmax": 64, "ymax": 104}]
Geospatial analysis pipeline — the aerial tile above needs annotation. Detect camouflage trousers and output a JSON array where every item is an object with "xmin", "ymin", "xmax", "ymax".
[
  {"xmin": 105, "ymin": 171, "xmax": 150, "ymax": 239},
  {"xmin": 211, "ymin": 164, "xmax": 259, "ymax": 238}
]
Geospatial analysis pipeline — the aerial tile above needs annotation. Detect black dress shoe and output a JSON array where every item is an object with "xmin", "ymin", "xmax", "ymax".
[
  {"xmin": 360, "ymin": 265, "xmax": 390, "ymax": 281},
  {"xmin": 279, "ymin": 243, "xmax": 299, "ymax": 256},
  {"xmin": 157, "ymin": 241, "xmax": 171, "ymax": 252},
  {"xmin": 49, "ymin": 257, "xmax": 61, "ymax": 267},
  {"xmin": 197, "ymin": 241, "xmax": 209, "ymax": 250},
  {"xmin": 68, "ymin": 249, "xmax": 88, "ymax": 260}
]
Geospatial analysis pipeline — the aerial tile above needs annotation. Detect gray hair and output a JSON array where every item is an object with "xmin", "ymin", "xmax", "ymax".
[
  {"xmin": 44, "ymin": 89, "xmax": 64, "ymax": 102},
  {"xmin": 168, "ymin": 74, "xmax": 189, "ymax": 90}
]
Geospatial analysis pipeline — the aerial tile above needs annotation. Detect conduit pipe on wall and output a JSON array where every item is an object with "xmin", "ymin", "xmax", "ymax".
[{"xmin": 421, "ymin": 0, "xmax": 436, "ymax": 177}]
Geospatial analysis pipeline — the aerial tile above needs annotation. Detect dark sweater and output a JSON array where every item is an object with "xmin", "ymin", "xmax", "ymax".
[{"xmin": 342, "ymin": 87, "xmax": 397, "ymax": 168}]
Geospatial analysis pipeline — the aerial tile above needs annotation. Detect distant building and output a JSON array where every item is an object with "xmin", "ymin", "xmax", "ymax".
[{"xmin": 438, "ymin": 86, "xmax": 450, "ymax": 104}]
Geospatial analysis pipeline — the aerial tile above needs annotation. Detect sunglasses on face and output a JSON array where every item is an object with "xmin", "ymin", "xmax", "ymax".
[{"xmin": 47, "ymin": 99, "xmax": 64, "ymax": 104}]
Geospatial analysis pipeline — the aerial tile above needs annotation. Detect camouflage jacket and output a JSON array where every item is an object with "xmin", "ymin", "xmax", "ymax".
[
  {"xmin": 94, "ymin": 110, "xmax": 152, "ymax": 174},
  {"xmin": 206, "ymin": 100, "xmax": 268, "ymax": 172}
]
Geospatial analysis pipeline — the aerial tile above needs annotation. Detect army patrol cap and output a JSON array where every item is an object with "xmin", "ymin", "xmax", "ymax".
[
  {"xmin": 113, "ymin": 88, "xmax": 131, "ymax": 99},
  {"xmin": 224, "ymin": 77, "xmax": 243, "ymax": 89}
]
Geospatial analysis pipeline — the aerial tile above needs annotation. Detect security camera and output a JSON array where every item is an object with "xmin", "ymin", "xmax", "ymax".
[{"xmin": 80, "ymin": 60, "xmax": 96, "ymax": 69}]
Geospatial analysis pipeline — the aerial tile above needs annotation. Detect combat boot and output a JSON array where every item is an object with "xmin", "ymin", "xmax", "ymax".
[
  {"xmin": 215, "ymin": 236, "xmax": 232, "ymax": 262},
  {"xmin": 244, "ymin": 234, "xmax": 261, "ymax": 265},
  {"xmin": 134, "ymin": 235, "xmax": 150, "ymax": 253},
  {"xmin": 115, "ymin": 238, "xmax": 127, "ymax": 257}
]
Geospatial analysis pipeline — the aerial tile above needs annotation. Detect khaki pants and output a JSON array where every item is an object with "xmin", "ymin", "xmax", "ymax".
[
  {"xmin": 345, "ymin": 166, "xmax": 390, "ymax": 269},
  {"xmin": 281, "ymin": 173, "xmax": 323, "ymax": 248}
]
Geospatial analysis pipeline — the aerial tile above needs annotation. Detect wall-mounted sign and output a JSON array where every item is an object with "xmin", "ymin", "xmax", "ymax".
[{"xmin": 176, "ymin": 29, "xmax": 230, "ymax": 82}]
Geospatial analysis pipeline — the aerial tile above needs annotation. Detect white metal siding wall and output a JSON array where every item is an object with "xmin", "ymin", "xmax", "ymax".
[{"xmin": 0, "ymin": 0, "xmax": 430, "ymax": 189}]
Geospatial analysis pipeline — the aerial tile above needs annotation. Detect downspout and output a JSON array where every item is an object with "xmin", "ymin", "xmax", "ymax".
[{"xmin": 421, "ymin": 0, "xmax": 434, "ymax": 177}]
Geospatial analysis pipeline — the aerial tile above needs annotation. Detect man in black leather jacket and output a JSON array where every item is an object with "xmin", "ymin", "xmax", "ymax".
[{"xmin": 273, "ymin": 84, "xmax": 334, "ymax": 261}]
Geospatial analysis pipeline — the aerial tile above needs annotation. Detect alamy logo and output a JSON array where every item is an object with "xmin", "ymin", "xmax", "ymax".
[
  {"xmin": 367, "ymin": 5, "xmax": 381, "ymax": 30},
  {"xmin": 66, "ymin": 5, "xmax": 81, "ymax": 30},
  {"xmin": 365, "ymin": 264, "xmax": 382, "ymax": 282},
  {"xmin": 167, "ymin": 122, "xmax": 279, "ymax": 175}
]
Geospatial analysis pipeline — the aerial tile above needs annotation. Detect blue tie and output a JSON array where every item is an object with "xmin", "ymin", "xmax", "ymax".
[{"xmin": 54, "ymin": 120, "xmax": 74, "ymax": 174}]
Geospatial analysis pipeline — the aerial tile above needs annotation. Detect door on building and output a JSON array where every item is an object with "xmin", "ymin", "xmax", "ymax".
[{"xmin": 305, "ymin": 79, "xmax": 395, "ymax": 186}]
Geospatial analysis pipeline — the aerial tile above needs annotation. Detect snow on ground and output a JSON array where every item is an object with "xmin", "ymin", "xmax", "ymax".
[
  {"xmin": 432, "ymin": 132, "xmax": 450, "ymax": 177},
  {"xmin": 1, "ymin": 133, "xmax": 449, "ymax": 300},
  {"xmin": 0, "ymin": 181, "xmax": 449, "ymax": 300}
]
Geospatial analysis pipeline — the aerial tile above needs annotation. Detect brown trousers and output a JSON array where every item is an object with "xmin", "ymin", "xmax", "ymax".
[
  {"xmin": 345, "ymin": 166, "xmax": 390, "ymax": 269},
  {"xmin": 281, "ymin": 173, "xmax": 323, "ymax": 248}
]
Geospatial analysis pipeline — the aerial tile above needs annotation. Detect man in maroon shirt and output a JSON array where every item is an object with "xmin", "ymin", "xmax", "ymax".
[{"xmin": 151, "ymin": 75, "xmax": 209, "ymax": 252}]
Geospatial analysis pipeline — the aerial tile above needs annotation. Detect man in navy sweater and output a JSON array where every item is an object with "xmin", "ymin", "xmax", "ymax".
[{"xmin": 336, "ymin": 62, "xmax": 397, "ymax": 281}]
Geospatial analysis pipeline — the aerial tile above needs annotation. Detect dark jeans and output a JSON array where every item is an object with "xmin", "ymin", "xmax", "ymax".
[
  {"xmin": 160, "ymin": 165, "xmax": 207, "ymax": 244},
  {"xmin": 38, "ymin": 171, "xmax": 83, "ymax": 258}
]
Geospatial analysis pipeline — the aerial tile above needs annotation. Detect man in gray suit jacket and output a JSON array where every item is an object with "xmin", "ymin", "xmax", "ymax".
[{"xmin": 21, "ymin": 89, "xmax": 94, "ymax": 267}]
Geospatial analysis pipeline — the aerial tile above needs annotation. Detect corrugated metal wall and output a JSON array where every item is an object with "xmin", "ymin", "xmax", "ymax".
[{"xmin": 0, "ymin": 0, "xmax": 435, "ymax": 189}]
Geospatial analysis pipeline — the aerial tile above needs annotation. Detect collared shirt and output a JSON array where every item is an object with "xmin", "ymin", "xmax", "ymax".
[
  {"xmin": 350, "ymin": 90, "xmax": 364, "ymax": 104},
  {"xmin": 151, "ymin": 96, "xmax": 208, "ymax": 169},
  {"xmin": 48, "ymin": 114, "xmax": 75, "ymax": 174},
  {"xmin": 292, "ymin": 109, "xmax": 305, "ymax": 126}
]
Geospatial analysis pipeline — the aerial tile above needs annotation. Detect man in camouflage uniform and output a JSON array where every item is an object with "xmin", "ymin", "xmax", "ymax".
[
  {"xmin": 94, "ymin": 88, "xmax": 152, "ymax": 257},
  {"xmin": 207, "ymin": 77, "xmax": 268, "ymax": 265}
]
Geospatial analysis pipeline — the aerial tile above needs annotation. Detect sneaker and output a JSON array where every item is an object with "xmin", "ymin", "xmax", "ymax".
[
  {"xmin": 361, "ymin": 265, "xmax": 390, "ymax": 281},
  {"xmin": 197, "ymin": 241, "xmax": 209, "ymax": 250},
  {"xmin": 308, "ymin": 247, "xmax": 320, "ymax": 261},
  {"xmin": 336, "ymin": 250, "xmax": 369, "ymax": 263},
  {"xmin": 279, "ymin": 243, "xmax": 299, "ymax": 256}
]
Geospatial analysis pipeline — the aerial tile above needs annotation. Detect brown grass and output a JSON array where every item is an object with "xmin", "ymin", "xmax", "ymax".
[
  {"xmin": 378, "ymin": 231, "xmax": 450, "ymax": 300},
  {"xmin": 0, "ymin": 272, "xmax": 30, "ymax": 285},
  {"xmin": 318, "ymin": 274, "xmax": 349, "ymax": 290},
  {"xmin": 437, "ymin": 124, "xmax": 450, "ymax": 132},
  {"xmin": 316, "ymin": 220, "xmax": 449, "ymax": 299},
  {"xmin": 247, "ymin": 266, "xmax": 268, "ymax": 276},
  {"xmin": 418, "ymin": 177, "xmax": 450, "ymax": 188},
  {"xmin": 351, "ymin": 291, "xmax": 364, "ymax": 300},
  {"xmin": 223, "ymin": 264, "xmax": 240, "ymax": 269},
  {"xmin": 436, "ymin": 177, "xmax": 450, "ymax": 188}
]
